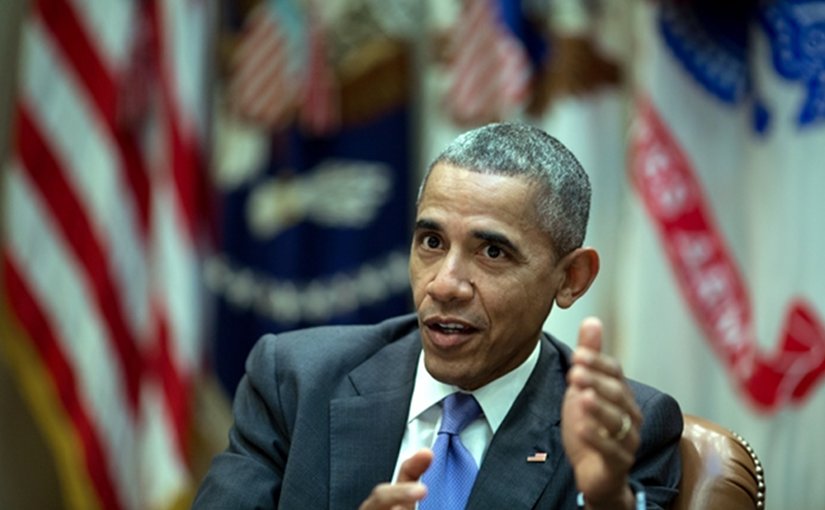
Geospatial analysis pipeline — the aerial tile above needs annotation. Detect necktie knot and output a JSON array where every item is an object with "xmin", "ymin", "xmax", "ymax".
[{"xmin": 439, "ymin": 392, "xmax": 481, "ymax": 435}]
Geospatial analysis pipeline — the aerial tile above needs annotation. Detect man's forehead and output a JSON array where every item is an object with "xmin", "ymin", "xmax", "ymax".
[
  {"xmin": 420, "ymin": 165, "xmax": 537, "ymax": 203},
  {"xmin": 424, "ymin": 162, "xmax": 536, "ymax": 186}
]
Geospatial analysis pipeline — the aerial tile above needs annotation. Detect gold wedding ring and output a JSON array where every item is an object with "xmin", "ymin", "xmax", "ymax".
[{"xmin": 614, "ymin": 413, "xmax": 631, "ymax": 441}]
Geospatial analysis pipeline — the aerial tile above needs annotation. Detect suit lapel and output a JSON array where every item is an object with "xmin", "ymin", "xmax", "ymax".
[
  {"xmin": 467, "ymin": 336, "xmax": 572, "ymax": 510},
  {"xmin": 328, "ymin": 332, "xmax": 421, "ymax": 510}
]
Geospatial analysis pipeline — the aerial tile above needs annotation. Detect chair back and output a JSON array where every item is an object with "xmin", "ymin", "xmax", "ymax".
[{"xmin": 671, "ymin": 414, "xmax": 765, "ymax": 509}]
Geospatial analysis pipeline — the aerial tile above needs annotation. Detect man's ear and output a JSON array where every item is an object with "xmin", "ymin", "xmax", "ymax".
[{"xmin": 554, "ymin": 247, "xmax": 599, "ymax": 309}]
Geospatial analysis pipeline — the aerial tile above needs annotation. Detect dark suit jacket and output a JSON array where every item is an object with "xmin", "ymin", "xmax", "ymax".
[{"xmin": 193, "ymin": 314, "xmax": 682, "ymax": 509}]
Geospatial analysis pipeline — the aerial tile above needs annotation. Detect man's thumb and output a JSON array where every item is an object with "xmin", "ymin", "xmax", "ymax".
[
  {"xmin": 577, "ymin": 316, "xmax": 603, "ymax": 353},
  {"xmin": 396, "ymin": 449, "xmax": 434, "ymax": 483}
]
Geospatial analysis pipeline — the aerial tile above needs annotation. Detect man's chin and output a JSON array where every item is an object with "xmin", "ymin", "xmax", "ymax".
[{"xmin": 422, "ymin": 354, "xmax": 481, "ymax": 390}]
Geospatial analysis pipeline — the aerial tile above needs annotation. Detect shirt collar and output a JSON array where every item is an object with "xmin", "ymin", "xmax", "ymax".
[{"xmin": 407, "ymin": 339, "xmax": 542, "ymax": 434}]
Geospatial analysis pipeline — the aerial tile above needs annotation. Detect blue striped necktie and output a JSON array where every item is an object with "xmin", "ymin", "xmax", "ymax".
[{"xmin": 420, "ymin": 392, "xmax": 483, "ymax": 509}]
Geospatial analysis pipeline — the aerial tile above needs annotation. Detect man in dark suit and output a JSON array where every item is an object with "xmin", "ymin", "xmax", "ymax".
[{"xmin": 193, "ymin": 123, "xmax": 682, "ymax": 509}]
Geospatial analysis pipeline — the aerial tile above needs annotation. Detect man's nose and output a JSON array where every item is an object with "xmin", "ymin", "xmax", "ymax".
[{"xmin": 427, "ymin": 252, "xmax": 474, "ymax": 303}]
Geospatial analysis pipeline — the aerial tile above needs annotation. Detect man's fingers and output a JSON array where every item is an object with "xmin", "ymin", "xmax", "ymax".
[
  {"xmin": 569, "ymin": 351, "xmax": 623, "ymax": 380},
  {"xmin": 580, "ymin": 388, "xmax": 642, "ymax": 443},
  {"xmin": 569, "ymin": 365, "xmax": 634, "ymax": 405},
  {"xmin": 565, "ymin": 388, "xmax": 639, "ymax": 464},
  {"xmin": 578, "ymin": 418, "xmax": 637, "ymax": 467},
  {"xmin": 568, "ymin": 368, "xmax": 643, "ymax": 426}
]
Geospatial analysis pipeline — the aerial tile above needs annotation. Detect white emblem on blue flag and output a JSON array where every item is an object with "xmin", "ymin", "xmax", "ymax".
[{"xmin": 761, "ymin": 0, "xmax": 825, "ymax": 127}]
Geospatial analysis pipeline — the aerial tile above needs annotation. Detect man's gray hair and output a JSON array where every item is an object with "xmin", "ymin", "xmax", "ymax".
[{"xmin": 419, "ymin": 123, "xmax": 591, "ymax": 256}]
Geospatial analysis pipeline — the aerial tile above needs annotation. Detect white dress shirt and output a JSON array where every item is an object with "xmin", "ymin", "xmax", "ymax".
[{"xmin": 391, "ymin": 340, "xmax": 541, "ymax": 481}]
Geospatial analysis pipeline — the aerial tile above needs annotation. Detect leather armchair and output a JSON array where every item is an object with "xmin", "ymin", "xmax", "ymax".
[{"xmin": 672, "ymin": 414, "xmax": 766, "ymax": 509}]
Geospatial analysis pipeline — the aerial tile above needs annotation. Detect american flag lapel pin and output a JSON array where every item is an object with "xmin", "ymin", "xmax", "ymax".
[{"xmin": 526, "ymin": 451, "xmax": 547, "ymax": 463}]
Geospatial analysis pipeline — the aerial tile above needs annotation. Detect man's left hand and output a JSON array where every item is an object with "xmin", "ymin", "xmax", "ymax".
[{"xmin": 561, "ymin": 317, "xmax": 643, "ymax": 510}]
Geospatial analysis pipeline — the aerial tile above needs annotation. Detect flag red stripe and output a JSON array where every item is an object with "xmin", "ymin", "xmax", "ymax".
[
  {"xmin": 15, "ymin": 106, "xmax": 143, "ymax": 411},
  {"xmin": 115, "ymin": 133, "xmax": 152, "ymax": 238},
  {"xmin": 162, "ymin": 93, "xmax": 202, "ymax": 241},
  {"xmin": 3, "ymin": 255, "xmax": 123, "ymax": 510},
  {"xmin": 35, "ymin": 0, "xmax": 151, "ymax": 236}
]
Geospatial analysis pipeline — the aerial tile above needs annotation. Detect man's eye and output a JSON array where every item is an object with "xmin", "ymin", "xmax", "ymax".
[
  {"xmin": 484, "ymin": 245, "xmax": 504, "ymax": 259},
  {"xmin": 423, "ymin": 235, "xmax": 441, "ymax": 249}
]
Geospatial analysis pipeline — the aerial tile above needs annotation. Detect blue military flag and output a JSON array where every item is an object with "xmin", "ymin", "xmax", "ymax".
[{"xmin": 209, "ymin": 0, "xmax": 415, "ymax": 393}]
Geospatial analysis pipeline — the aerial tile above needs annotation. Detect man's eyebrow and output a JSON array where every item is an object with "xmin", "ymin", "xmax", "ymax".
[
  {"xmin": 414, "ymin": 218, "xmax": 442, "ymax": 231},
  {"xmin": 473, "ymin": 229, "xmax": 522, "ymax": 256}
]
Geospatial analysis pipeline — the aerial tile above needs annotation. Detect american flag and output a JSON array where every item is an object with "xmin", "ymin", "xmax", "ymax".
[
  {"xmin": 228, "ymin": 0, "xmax": 338, "ymax": 135},
  {"xmin": 1, "ymin": 0, "xmax": 210, "ymax": 508},
  {"xmin": 444, "ymin": 0, "xmax": 532, "ymax": 125},
  {"xmin": 228, "ymin": 2, "xmax": 299, "ymax": 130}
]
